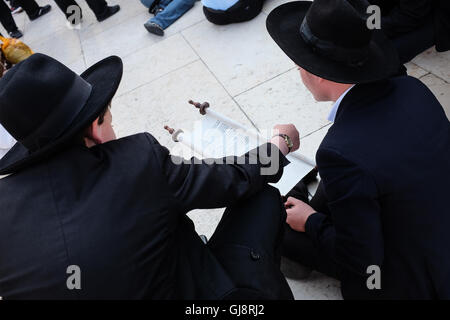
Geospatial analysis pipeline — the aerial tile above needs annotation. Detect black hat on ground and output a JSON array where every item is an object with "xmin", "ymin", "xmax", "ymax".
[
  {"xmin": 0, "ymin": 53, "xmax": 123, "ymax": 175},
  {"xmin": 266, "ymin": 0, "xmax": 400, "ymax": 84}
]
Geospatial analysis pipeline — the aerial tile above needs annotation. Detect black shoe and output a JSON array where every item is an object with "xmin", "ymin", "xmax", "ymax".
[
  {"xmin": 8, "ymin": 29, "xmax": 23, "ymax": 39},
  {"xmin": 144, "ymin": 22, "xmax": 164, "ymax": 36},
  {"xmin": 29, "ymin": 5, "xmax": 51, "ymax": 21},
  {"xmin": 96, "ymin": 5, "xmax": 120, "ymax": 22}
]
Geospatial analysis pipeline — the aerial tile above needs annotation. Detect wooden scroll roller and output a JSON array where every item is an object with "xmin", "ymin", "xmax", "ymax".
[
  {"xmin": 164, "ymin": 125, "xmax": 184, "ymax": 142},
  {"xmin": 188, "ymin": 100, "xmax": 210, "ymax": 115}
]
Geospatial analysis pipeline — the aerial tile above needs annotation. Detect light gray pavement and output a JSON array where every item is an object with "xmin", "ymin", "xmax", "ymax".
[{"xmin": 4, "ymin": 0, "xmax": 448, "ymax": 300}]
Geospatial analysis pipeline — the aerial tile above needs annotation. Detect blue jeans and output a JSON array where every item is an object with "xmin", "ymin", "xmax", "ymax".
[{"xmin": 140, "ymin": 0, "xmax": 196, "ymax": 29}]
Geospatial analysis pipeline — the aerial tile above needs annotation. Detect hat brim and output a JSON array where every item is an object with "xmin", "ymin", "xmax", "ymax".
[
  {"xmin": 266, "ymin": 1, "xmax": 400, "ymax": 84},
  {"xmin": 0, "ymin": 56, "xmax": 123, "ymax": 176}
]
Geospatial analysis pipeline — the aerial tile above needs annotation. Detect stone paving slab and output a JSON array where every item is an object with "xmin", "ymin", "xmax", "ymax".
[{"xmin": 181, "ymin": 12, "xmax": 294, "ymax": 97}]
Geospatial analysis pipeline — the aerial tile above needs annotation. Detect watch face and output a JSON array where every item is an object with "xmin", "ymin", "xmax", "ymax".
[{"xmin": 286, "ymin": 136, "xmax": 294, "ymax": 148}]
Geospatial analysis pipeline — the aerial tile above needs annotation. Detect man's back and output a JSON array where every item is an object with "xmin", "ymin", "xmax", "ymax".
[
  {"xmin": 0, "ymin": 133, "xmax": 179, "ymax": 299},
  {"xmin": 317, "ymin": 76, "xmax": 450, "ymax": 298}
]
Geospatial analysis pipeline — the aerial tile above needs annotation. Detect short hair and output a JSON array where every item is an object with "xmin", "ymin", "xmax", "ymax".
[
  {"xmin": 97, "ymin": 105, "xmax": 109, "ymax": 125},
  {"xmin": 71, "ymin": 103, "xmax": 110, "ymax": 146}
]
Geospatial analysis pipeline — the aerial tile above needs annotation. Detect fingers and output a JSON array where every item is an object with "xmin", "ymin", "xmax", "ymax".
[
  {"xmin": 286, "ymin": 207, "xmax": 294, "ymax": 216},
  {"xmin": 284, "ymin": 196, "xmax": 300, "ymax": 208},
  {"xmin": 285, "ymin": 208, "xmax": 296, "ymax": 228}
]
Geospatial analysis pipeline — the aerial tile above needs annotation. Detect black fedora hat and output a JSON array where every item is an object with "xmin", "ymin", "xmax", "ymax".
[
  {"xmin": 266, "ymin": 0, "xmax": 400, "ymax": 84},
  {"xmin": 0, "ymin": 53, "xmax": 123, "ymax": 175}
]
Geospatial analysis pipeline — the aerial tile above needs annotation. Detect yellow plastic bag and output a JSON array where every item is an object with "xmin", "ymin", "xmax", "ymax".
[{"xmin": 0, "ymin": 36, "xmax": 34, "ymax": 65}]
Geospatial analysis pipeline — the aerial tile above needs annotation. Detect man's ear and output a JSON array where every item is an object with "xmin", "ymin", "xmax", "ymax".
[{"xmin": 84, "ymin": 117, "xmax": 102, "ymax": 147}]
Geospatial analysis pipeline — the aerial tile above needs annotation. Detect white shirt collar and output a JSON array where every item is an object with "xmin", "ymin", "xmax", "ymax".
[
  {"xmin": 0, "ymin": 124, "xmax": 16, "ymax": 159},
  {"xmin": 327, "ymin": 85, "xmax": 355, "ymax": 122}
]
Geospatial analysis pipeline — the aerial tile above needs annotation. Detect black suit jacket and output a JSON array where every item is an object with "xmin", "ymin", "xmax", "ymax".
[
  {"xmin": 306, "ymin": 76, "xmax": 450, "ymax": 299},
  {"xmin": 371, "ymin": 0, "xmax": 450, "ymax": 52},
  {"xmin": 0, "ymin": 133, "xmax": 286, "ymax": 299}
]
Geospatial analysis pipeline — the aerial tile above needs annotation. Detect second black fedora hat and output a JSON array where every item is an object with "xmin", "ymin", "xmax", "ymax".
[
  {"xmin": 0, "ymin": 53, "xmax": 123, "ymax": 175},
  {"xmin": 266, "ymin": 0, "xmax": 400, "ymax": 84}
]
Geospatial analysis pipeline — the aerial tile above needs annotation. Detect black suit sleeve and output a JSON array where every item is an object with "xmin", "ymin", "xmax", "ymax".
[
  {"xmin": 144, "ymin": 133, "xmax": 289, "ymax": 212},
  {"xmin": 380, "ymin": 0, "xmax": 432, "ymax": 37},
  {"xmin": 305, "ymin": 147, "xmax": 384, "ymax": 299}
]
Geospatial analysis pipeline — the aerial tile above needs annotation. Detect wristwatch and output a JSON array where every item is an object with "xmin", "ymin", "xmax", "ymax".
[{"xmin": 273, "ymin": 134, "xmax": 294, "ymax": 152}]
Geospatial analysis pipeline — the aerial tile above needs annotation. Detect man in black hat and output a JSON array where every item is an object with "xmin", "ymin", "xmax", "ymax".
[
  {"xmin": 0, "ymin": 53, "xmax": 297, "ymax": 299},
  {"xmin": 267, "ymin": 0, "xmax": 450, "ymax": 299}
]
